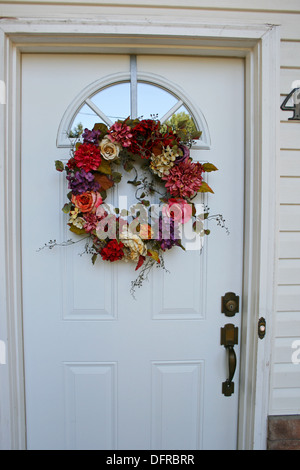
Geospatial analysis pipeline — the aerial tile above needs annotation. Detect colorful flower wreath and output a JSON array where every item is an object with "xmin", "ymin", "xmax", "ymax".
[{"xmin": 51, "ymin": 116, "xmax": 221, "ymax": 294}]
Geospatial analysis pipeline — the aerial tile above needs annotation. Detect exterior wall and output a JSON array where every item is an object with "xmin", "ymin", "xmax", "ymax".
[
  {"xmin": 0, "ymin": 0, "xmax": 299, "ymax": 423},
  {"xmin": 268, "ymin": 416, "xmax": 300, "ymax": 450}
]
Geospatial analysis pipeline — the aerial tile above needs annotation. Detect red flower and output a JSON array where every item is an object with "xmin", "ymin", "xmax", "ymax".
[
  {"xmin": 74, "ymin": 143, "xmax": 101, "ymax": 172},
  {"xmin": 66, "ymin": 158, "xmax": 77, "ymax": 170},
  {"xmin": 129, "ymin": 120, "xmax": 180, "ymax": 159},
  {"xmin": 100, "ymin": 239, "xmax": 124, "ymax": 262},
  {"xmin": 108, "ymin": 121, "xmax": 133, "ymax": 148},
  {"xmin": 163, "ymin": 160, "xmax": 204, "ymax": 198},
  {"xmin": 129, "ymin": 119, "xmax": 162, "ymax": 159},
  {"xmin": 161, "ymin": 127, "xmax": 179, "ymax": 148}
]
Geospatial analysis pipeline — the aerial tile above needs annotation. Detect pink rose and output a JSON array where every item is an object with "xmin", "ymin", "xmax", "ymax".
[{"xmin": 162, "ymin": 198, "xmax": 192, "ymax": 223}]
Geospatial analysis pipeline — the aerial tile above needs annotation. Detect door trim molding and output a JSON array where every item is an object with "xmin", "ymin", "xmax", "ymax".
[{"xmin": 0, "ymin": 17, "xmax": 280, "ymax": 450}]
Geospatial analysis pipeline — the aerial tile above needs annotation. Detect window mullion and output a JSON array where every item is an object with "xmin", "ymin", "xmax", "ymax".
[
  {"xmin": 160, "ymin": 100, "xmax": 184, "ymax": 124},
  {"xmin": 130, "ymin": 55, "xmax": 138, "ymax": 119},
  {"xmin": 85, "ymin": 98, "xmax": 113, "ymax": 127}
]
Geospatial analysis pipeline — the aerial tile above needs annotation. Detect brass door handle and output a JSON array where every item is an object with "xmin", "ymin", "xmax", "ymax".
[{"xmin": 221, "ymin": 324, "xmax": 238, "ymax": 397}]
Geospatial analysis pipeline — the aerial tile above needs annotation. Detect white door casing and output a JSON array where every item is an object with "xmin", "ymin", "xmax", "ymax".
[{"xmin": 0, "ymin": 20, "xmax": 280, "ymax": 450}]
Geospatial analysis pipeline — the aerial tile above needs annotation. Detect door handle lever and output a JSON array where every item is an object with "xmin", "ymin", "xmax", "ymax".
[{"xmin": 221, "ymin": 324, "xmax": 238, "ymax": 397}]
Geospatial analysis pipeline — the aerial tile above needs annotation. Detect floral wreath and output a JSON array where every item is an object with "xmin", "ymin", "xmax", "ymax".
[{"xmin": 44, "ymin": 116, "xmax": 226, "ymax": 295}]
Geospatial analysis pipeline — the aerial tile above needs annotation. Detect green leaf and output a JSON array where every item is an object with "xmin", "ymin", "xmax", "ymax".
[
  {"xmin": 142, "ymin": 200, "xmax": 150, "ymax": 207},
  {"xmin": 100, "ymin": 190, "xmax": 107, "ymax": 200},
  {"xmin": 69, "ymin": 225, "xmax": 86, "ymax": 235},
  {"xmin": 174, "ymin": 130, "xmax": 187, "ymax": 141},
  {"xmin": 193, "ymin": 219, "xmax": 204, "ymax": 234},
  {"xmin": 141, "ymin": 161, "xmax": 150, "ymax": 170},
  {"xmin": 62, "ymin": 202, "xmax": 72, "ymax": 214},
  {"xmin": 191, "ymin": 130, "xmax": 202, "ymax": 140},
  {"xmin": 111, "ymin": 171, "xmax": 122, "ymax": 183},
  {"xmin": 123, "ymin": 161, "xmax": 134, "ymax": 172},
  {"xmin": 93, "ymin": 123, "xmax": 108, "ymax": 140},
  {"xmin": 176, "ymin": 118, "xmax": 189, "ymax": 129},
  {"xmin": 55, "ymin": 160, "xmax": 65, "ymax": 172},
  {"xmin": 91, "ymin": 254, "xmax": 98, "ymax": 265},
  {"xmin": 93, "ymin": 123, "xmax": 108, "ymax": 133},
  {"xmin": 198, "ymin": 181, "xmax": 214, "ymax": 194},
  {"xmin": 202, "ymin": 163, "xmax": 218, "ymax": 172},
  {"xmin": 191, "ymin": 203, "xmax": 196, "ymax": 216},
  {"xmin": 147, "ymin": 249, "xmax": 161, "ymax": 264},
  {"xmin": 177, "ymin": 241, "xmax": 186, "ymax": 251},
  {"xmin": 127, "ymin": 179, "xmax": 141, "ymax": 187},
  {"xmin": 96, "ymin": 160, "xmax": 112, "ymax": 175}
]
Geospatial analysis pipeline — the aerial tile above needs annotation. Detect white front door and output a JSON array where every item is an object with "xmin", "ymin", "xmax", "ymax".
[{"xmin": 21, "ymin": 53, "xmax": 244, "ymax": 450}]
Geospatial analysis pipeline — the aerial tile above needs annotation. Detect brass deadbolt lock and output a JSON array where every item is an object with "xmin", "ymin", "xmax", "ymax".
[{"xmin": 221, "ymin": 292, "xmax": 239, "ymax": 317}]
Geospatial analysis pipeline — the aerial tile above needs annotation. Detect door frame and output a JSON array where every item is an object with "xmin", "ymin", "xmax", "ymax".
[{"xmin": 0, "ymin": 17, "xmax": 280, "ymax": 450}]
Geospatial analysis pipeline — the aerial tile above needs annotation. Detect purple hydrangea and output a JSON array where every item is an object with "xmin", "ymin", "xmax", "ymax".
[
  {"xmin": 67, "ymin": 170, "xmax": 100, "ymax": 195},
  {"xmin": 82, "ymin": 128, "xmax": 102, "ymax": 144},
  {"xmin": 158, "ymin": 217, "xmax": 181, "ymax": 251}
]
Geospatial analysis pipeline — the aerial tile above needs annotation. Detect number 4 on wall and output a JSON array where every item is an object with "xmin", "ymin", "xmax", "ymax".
[{"xmin": 280, "ymin": 86, "xmax": 300, "ymax": 120}]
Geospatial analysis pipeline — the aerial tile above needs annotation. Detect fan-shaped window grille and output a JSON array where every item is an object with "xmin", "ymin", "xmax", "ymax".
[{"xmin": 57, "ymin": 70, "xmax": 211, "ymax": 150}]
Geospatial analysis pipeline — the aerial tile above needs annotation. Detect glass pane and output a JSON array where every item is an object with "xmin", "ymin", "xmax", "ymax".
[
  {"xmin": 69, "ymin": 81, "xmax": 199, "ymax": 143},
  {"xmin": 137, "ymin": 82, "xmax": 178, "ymax": 120},
  {"xmin": 91, "ymin": 82, "xmax": 130, "ymax": 122},
  {"xmin": 71, "ymin": 103, "xmax": 104, "ymax": 134},
  {"xmin": 165, "ymin": 105, "xmax": 198, "ymax": 134}
]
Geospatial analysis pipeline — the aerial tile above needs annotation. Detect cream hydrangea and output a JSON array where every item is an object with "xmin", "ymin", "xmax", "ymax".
[
  {"xmin": 119, "ymin": 227, "xmax": 147, "ymax": 261},
  {"xmin": 68, "ymin": 208, "xmax": 85, "ymax": 229},
  {"xmin": 68, "ymin": 207, "xmax": 79, "ymax": 223},
  {"xmin": 72, "ymin": 217, "xmax": 85, "ymax": 229},
  {"xmin": 150, "ymin": 145, "xmax": 179, "ymax": 177}
]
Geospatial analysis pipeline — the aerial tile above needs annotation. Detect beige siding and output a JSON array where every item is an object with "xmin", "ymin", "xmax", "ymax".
[
  {"xmin": 280, "ymin": 151, "xmax": 300, "ymax": 176},
  {"xmin": 281, "ymin": 42, "xmax": 300, "ymax": 68},
  {"xmin": 280, "ymin": 206, "xmax": 300, "ymax": 231},
  {"xmin": 278, "ymin": 259, "xmax": 300, "ymax": 285},
  {"xmin": 277, "ymin": 25, "xmax": 300, "ymax": 414},
  {"xmin": 280, "ymin": 232, "xmax": 300, "ymax": 258},
  {"xmin": 1, "ymin": 0, "xmax": 300, "ymax": 417}
]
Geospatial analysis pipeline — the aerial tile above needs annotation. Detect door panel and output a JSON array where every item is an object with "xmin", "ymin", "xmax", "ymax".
[{"xmin": 21, "ymin": 53, "xmax": 244, "ymax": 450}]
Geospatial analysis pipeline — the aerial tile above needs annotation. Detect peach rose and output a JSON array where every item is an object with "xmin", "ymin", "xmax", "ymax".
[{"xmin": 72, "ymin": 191, "xmax": 102, "ymax": 213}]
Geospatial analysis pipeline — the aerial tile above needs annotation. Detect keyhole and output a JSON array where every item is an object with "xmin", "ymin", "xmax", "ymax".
[{"xmin": 226, "ymin": 300, "xmax": 237, "ymax": 311}]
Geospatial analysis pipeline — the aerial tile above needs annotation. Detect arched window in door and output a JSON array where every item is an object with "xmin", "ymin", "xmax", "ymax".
[{"xmin": 57, "ymin": 58, "xmax": 211, "ymax": 149}]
